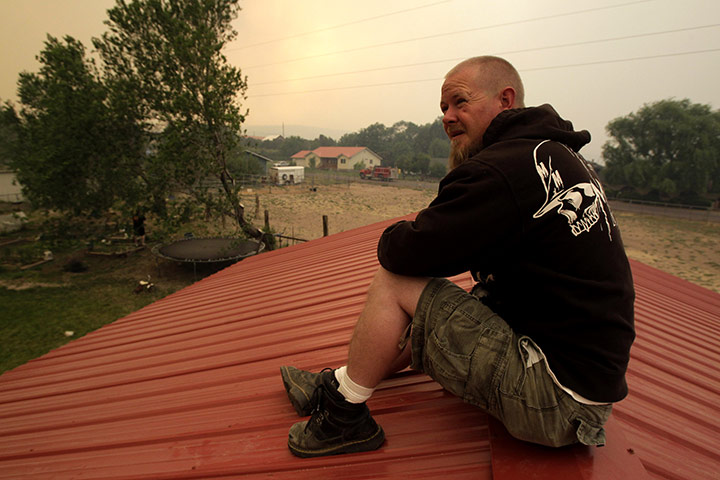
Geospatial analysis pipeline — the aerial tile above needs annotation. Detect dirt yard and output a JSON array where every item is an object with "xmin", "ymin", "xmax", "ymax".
[
  {"xmin": 238, "ymin": 182, "xmax": 720, "ymax": 293},
  {"xmin": 239, "ymin": 182, "xmax": 437, "ymax": 241}
]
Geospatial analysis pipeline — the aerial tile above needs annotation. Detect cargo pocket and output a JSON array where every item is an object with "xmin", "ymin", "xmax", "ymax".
[
  {"xmin": 463, "ymin": 324, "xmax": 512, "ymax": 409},
  {"xmin": 493, "ymin": 337, "xmax": 570, "ymax": 447},
  {"xmin": 422, "ymin": 299, "xmax": 480, "ymax": 399},
  {"xmin": 574, "ymin": 416, "xmax": 607, "ymax": 446},
  {"xmin": 499, "ymin": 337, "xmax": 561, "ymax": 411},
  {"xmin": 571, "ymin": 402, "xmax": 612, "ymax": 446}
]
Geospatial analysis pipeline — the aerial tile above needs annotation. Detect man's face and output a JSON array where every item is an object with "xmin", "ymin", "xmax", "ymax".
[{"xmin": 440, "ymin": 66, "xmax": 505, "ymax": 167}]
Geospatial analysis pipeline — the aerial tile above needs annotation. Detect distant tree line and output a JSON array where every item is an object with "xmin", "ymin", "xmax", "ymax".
[
  {"xmin": 248, "ymin": 119, "xmax": 451, "ymax": 178},
  {"xmin": 601, "ymin": 98, "xmax": 720, "ymax": 207},
  {"xmin": 252, "ymin": 97, "xmax": 720, "ymax": 207}
]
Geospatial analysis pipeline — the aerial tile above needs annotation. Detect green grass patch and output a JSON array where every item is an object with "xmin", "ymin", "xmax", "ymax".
[{"xmin": 0, "ymin": 279, "xmax": 181, "ymax": 374}]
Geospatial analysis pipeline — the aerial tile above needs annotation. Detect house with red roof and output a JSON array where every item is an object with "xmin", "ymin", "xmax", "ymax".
[
  {"xmin": 290, "ymin": 149, "xmax": 316, "ymax": 167},
  {"xmin": 291, "ymin": 146, "xmax": 383, "ymax": 171}
]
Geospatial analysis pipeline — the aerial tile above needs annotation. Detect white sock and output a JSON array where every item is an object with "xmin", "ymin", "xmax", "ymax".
[{"xmin": 334, "ymin": 366, "xmax": 374, "ymax": 404}]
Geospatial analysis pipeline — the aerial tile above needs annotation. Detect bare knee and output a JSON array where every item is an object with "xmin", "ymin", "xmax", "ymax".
[{"xmin": 369, "ymin": 267, "xmax": 430, "ymax": 317}]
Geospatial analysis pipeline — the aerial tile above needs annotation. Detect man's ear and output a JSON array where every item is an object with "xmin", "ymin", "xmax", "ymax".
[{"xmin": 499, "ymin": 87, "xmax": 517, "ymax": 109}]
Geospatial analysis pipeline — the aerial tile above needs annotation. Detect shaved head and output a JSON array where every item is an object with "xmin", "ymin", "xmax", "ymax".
[{"xmin": 446, "ymin": 56, "xmax": 525, "ymax": 108}]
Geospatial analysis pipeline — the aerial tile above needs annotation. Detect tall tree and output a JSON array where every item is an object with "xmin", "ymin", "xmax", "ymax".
[
  {"xmin": 277, "ymin": 136, "xmax": 311, "ymax": 160},
  {"xmin": 339, "ymin": 123, "xmax": 392, "ymax": 160},
  {"xmin": 310, "ymin": 134, "xmax": 337, "ymax": 150},
  {"xmin": 12, "ymin": 35, "xmax": 141, "ymax": 215},
  {"xmin": 337, "ymin": 118, "xmax": 449, "ymax": 168},
  {"xmin": 95, "ymin": 0, "xmax": 265, "ymax": 242},
  {"xmin": 0, "ymin": 101, "xmax": 21, "ymax": 169},
  {"xmin": 603, "ymin": 99, "xmax": 720, "ymax": 199}
]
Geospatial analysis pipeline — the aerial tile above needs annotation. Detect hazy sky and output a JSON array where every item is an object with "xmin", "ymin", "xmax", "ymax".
[{"xmin": 1, "ymin": 0, "xmax": 719, "ymax": 161}]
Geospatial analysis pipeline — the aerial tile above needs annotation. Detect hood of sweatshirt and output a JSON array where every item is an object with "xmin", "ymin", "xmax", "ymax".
[{"xmin": 483, "ymin": 104, "xmax": 591, "ymax": 153}]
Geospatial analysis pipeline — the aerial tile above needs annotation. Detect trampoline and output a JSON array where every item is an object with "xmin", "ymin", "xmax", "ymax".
[{"xmin": 153, "ymin": 237, "xmax": 264, "ymax": 275}]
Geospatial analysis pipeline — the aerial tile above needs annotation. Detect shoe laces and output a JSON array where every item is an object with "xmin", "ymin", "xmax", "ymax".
[{"xmin": 305, "ymin": 384, "xmax": 330, "ymax": 433}]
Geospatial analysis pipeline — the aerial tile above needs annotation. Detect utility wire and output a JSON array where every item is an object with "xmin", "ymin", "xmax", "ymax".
[
  {"xmin": 248, "ymin": 77, "xmax": 439, "ymax": 98},
  {"xmin": 228, "ymin": 0, "xmax": 452, "ymax": 51},
  {"xmin": 249, "ymin": 23, "xmax": 720, "ymax": 86},
  {"xmin": 246, "ymin": 48, "xmax": 720, "ymax": 98},
  {"xmin": 522, "ymin": 48, "xmax": 720, "ymax": 72},
  {"xmin": 239, "ymin": 0, "xmax": 656, "ymax": 69}
]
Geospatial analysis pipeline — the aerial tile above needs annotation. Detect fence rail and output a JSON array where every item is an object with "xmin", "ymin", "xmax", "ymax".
[
  {"xmin": 200, "ymin": 171, "xmax": 359, "ymax": 189},
  {"xmin": 4, "ymin": 176, "xmax": 716, "ymax": 223},
  {"xmin": 0, "ymin": 193, "xmax": 23, "ymax": 203},
  {"xmin": 609, "ymin": 199, "xmax": 720, "ymax": 223}
]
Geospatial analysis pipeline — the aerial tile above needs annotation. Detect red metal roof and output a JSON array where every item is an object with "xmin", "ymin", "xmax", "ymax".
[
  {"xmin": 0, "ymin": 215, "xmax": 718, "ymax": 479},
  {"xmin": 312, "ymin": 146, "xmax": 368, "ymax": 159},
  {"xmin": 290, "ymin": 149, "xmax": 312, "ymax": 158}
]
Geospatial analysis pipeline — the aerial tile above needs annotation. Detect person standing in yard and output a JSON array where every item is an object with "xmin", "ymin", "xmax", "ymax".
[
  {"xmin": 132, "ymin": 209, "xmax": 146, "ymax": 247},
  {"xmin": 280, "ymin": 55, "xmax": 635, "ymax": 457}
]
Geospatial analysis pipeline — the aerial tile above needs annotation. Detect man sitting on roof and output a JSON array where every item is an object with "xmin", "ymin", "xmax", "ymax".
[{"xmin": 280, "ymin": 55, "xmax": 636, "ymax": 458}]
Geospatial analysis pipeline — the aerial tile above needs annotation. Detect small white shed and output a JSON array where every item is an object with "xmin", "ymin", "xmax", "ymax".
[
  {"xmin": 269, "ymin": 166, "xmax": 304, "ymax": 185},
  {"xmin": 0, "ymin": 171, "xmax": 23, "ymax": 202}
]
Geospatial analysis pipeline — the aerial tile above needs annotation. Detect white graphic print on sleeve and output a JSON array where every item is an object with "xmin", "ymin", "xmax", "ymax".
[{"xmin": 532, "ymin": 140, "xmax": 615, "ymax": 240}]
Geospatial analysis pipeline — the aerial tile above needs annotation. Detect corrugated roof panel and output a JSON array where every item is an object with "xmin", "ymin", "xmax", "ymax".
[
  {"xmin": 614, "ymin": 261, "xmax": 720, "ymax": 480},
  {"xmin": 1, "ymin": 215, "xmax": 718, "ymax": 479},
  {"xmin": 490, "ymin": 416, "xmax": 651, "ymax": 480},
  {"xmin": 0, "ymin": 216, "xmax": 490, "ymax": 479}
]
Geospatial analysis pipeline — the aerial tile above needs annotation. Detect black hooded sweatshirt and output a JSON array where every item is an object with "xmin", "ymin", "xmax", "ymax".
[{"xmin": 378, "ymin": 104, "xmax": 635, "ymax": 403}]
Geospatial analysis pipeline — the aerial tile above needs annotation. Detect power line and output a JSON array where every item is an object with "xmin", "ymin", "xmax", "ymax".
[
  {"xmin": 245, "ymin": 48, "xmax": 720, "ymax": 98},
  {"xmin": 522, "ymin": 48, "xmax": 720, "ymax": 72},
  {"xmin": 228, "ymin": 0, "xmax": 452, "ymax": 51},
  {"xmin": 247, "ymin": 77, "xmax": 440, "ymax": 98},
  {"xmin": 239, "ymin": 0, "xmax": 656, "ymax": 69},
  {"xmin": 249, "ymin": 23, "xmax": 720, "ymax": 86}
]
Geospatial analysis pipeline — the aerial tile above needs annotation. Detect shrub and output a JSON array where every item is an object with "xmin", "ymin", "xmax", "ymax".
[{"xmin": 63, "ymin": 259, "xmax": 88, "ymax": 273}]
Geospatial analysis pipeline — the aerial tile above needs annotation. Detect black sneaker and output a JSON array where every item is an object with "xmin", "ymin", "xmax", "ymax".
[
  {"xmin": 287, "ymin": 373, "xmax": 385, "ymax": 458},
  {"xmin": 280, "ymin": 366, "xmax": 332, "ymax": 416}
]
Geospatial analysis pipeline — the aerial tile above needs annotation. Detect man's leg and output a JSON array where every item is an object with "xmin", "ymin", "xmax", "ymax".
[
  {"xmin": 286, "ymin": 267, "xmax": 429, "ymax": 457},
  {"xmin": 345, "ymin": 266, "xmax": 429, "ymax": 389}
]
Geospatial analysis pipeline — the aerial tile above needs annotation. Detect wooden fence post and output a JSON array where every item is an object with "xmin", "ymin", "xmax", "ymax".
[{"xmin": 322, "ymin": 215, "xmax": 329, "ymax": 237}]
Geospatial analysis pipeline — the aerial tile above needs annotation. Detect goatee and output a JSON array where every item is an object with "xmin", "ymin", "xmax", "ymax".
[
  {"xmin": 449, "ymin": 141, "xmax": 467, "ymax": 170},
  {"xmin": 448, "ymin": 138, "xmax": 481, "ymax": 170}
]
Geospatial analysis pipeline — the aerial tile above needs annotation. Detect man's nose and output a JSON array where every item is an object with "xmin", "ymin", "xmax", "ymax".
[{"xmin": 442, "ymin": 106, "xmax": 457, "ymax": 125}]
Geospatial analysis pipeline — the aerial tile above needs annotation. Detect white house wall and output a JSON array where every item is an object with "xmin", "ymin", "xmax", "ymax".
[
  {"xmin": 337, "ymin": 150, "xmax": 383, "ymax": 171},
  {"xmin": 292, "ymin": 154, "xmax": 319, "ymax": 168},
  {"xmin": 0, "ymin": 171, "xmax": 23, "ymax": 202}
]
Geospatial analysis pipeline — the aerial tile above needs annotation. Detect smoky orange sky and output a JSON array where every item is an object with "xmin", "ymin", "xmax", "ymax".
[{"xmin": 2, "ymin": 0, "xmax": 719, "ymax": 162}]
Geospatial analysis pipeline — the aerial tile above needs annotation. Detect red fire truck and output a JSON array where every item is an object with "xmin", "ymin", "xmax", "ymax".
[{"xmin": 359, "ymin": 166, "xmax": 398, "ymax": 181}]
